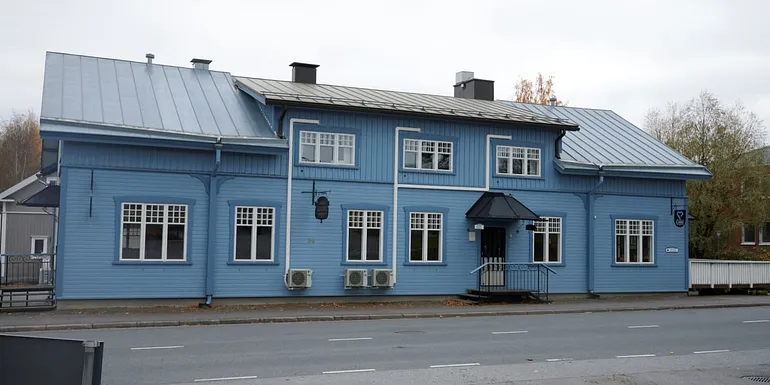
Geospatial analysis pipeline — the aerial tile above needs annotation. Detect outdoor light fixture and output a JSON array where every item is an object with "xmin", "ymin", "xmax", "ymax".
[{"xmin": 314, "ymin": 196, "xmax": 329, "ymax": 222}]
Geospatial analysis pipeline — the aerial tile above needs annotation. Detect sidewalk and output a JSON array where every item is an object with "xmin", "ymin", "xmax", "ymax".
[{"xmin": 1, "ymin": 294, "xmax": 769, "ymax": 332}]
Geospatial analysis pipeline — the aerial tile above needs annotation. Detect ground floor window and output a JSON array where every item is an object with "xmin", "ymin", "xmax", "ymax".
[
  {"xmin": 347, "ymin": 210, "xmax": 383, "ymax": 262},
  {"xmin": 742, "ymin": 224, "xmax": 756, "ymax": 245},
  {"xmin": 30, "ymin": 236, "xmax": 48, "ymax": 254},
  {"xmin": 409, "ymin": 212, "xmax": 442, "ymax": 262},
  {"xmin": 533, "ymin": 217, "xmax": 561, "ymax": 263},
  {"xmin": 121, "ymin": 203, "xmax": 187, "ymax": 261},
  {"xmin": 615, "ymin": 219, "xmax": 654, "ymax": 264},
  {"xmin": 234, "ymin": 206, "xmax": 275, "ymax": 261}
]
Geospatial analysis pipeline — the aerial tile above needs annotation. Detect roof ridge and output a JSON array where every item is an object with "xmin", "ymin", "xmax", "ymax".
[
  {"xmin": 46, "ymin": 51, "xmax": 232, "ymax": 75},
  {"xmin": 502, "ymin": 99, "xmax": 613, "ymax": 113}
]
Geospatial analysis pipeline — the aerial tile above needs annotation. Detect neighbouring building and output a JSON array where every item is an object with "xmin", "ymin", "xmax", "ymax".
[{"xmin": 37, "ymin": 52, "xmax": 711, "ymax": 302}]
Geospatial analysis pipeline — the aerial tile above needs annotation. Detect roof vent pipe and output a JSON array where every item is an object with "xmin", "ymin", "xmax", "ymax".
[
  {"xmin": 549, "ymin": 96, "xmax": 557, "ymax": 106},
  {"xmin": 145, "ymin": 53, "xmax": 155, "ymax": 65},
  {"xmin": 191, "ymin": 58, "xmax": 212, "ymax": 70}
]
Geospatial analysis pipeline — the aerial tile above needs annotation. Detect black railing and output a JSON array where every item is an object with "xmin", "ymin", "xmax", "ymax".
[
  {"xmin": 470, "ymin": 262, "xmax": 555, "ymax": 302},
  {"xmin": 1, "ymin": 254, "xmax": 56, "ymax": 310}
]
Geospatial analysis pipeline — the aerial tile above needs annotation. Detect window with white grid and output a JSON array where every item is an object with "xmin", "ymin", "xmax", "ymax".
[
  {"xmin": 533, "ymin": 217, "xmax": 562, "ymax": 263},
  {"xmin": 403, "ymin": 139, "xmax": 453, "ymax": 171},
  {"xmin": 409, "ymin": 212, "xmax": 443, "ymax": 262},
  {"xmin": 234, "ymin": 206, "xmax": 275, "ymax": 261},
  {"xmin": 496, "ymin": 145, "xmax": 540, "ymax": 176},
  {"xmin": 615, "ymin": 219, "xmax": 654, "ymax": 264},
  {"xmin": 347, "ymin": 210, "xmax": 383, "ymax": 262},
  {"xmin": 299, "ymin": 130, "xmax": 355, "ymax": 166},
  {"xmin": 120, "ymin": 203, "xmax": 187, "ymax": 261}
]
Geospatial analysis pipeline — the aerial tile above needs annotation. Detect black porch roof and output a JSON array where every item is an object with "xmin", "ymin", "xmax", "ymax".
[
  {"xmin": 465, "ymin": 192, "xmax": 539, "ymax": 221},
  {"xmin": 21, "ymin": 185, "xmax": 60, "ymax": 208}
]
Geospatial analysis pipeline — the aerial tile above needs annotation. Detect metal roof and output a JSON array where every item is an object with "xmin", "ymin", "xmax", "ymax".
[
  {"xmin": 500, "ymin": 101, "xmax": 712, "ymax": 178},
  {"xmin": 39, "ymin": 52, "xmax": 284, "ymax": 147},
  {"xmin": 466, "ymin": 192, "xmax": 539, "ymax": 221},
  {"xmin": 233, "ymin": 77, "xmax": 578, "ymax": 129}
]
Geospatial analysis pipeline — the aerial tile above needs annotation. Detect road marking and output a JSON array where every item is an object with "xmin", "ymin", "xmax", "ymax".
[
  {"xmin": 430, "ymin": 363, "xmax": 481, "ymax": 368},
  {"xmin": 694, "ymin": 349, "xmax": 730, "ymax": 354},
  {"xmin": 328, "ymin": 337, "xmax": 373, "ymax": 342},
  {"xmin": 743, "ymin": 320, "xmax": 770, "ymax": 324},
  {"xmin": 615, "ymin": 354, "xmax": 656, "ymax": 358},
  {"xmin": 193, "ymin": 375, "xmax": 258, "ymax": 382},
  {"xmin": 628, "ymin": 325, "xmax": 659, "ymax": 329},
  {"xmin": 322, "ymin": 369, "xmax": 376, "ymax": 374},
  {"xmin": 130, "ymin": 345, "xmax": 184, "ymax": 351},
  {"xmin": 491, "ymin": 330, "xmax": 528, "ymax": 335},
  {"xmin": 545, "ymin": 358, "xmax": 573, "ymax": 362}
]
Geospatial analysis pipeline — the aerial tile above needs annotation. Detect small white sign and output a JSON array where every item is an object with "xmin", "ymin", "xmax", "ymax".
[{"xmin": 665, "ymin": 247, "xmax": 679, "ymax": 253}]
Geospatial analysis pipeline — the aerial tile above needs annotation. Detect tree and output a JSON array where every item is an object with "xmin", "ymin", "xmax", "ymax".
[
  {"xmin": 0, "ymin": 111, "xmax": 41, "ymax": 192},
  {"xmin": 514, "ymin": 73, "xmax": 565, "ymax": 105},
  {"xmin": 644, "ymin": 91, "xmax": 769, "ymax": 258}
]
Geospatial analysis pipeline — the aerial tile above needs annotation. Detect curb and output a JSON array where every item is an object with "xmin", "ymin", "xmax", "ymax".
[{"xmin": 1, "ymin": 302, "xmax": 768, "ymax": 333}]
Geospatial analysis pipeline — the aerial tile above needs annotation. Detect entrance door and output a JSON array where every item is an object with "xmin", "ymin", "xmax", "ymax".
[{"xmin": 480, "ymin": 227, "xmax": 506, "ymax": 287}]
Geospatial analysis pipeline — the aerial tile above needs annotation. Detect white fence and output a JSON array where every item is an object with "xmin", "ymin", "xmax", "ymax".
[{"xmin": 690, "ymin": 259, "xmax": 770, "ymax": 289}]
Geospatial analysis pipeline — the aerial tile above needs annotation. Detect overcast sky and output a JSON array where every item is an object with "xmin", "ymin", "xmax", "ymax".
[{"xmin": 1, "ymin": 0, "xmax": 768, "ymax": 137}]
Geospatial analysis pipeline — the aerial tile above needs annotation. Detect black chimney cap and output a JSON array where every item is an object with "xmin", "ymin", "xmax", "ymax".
[
  {"xmin": 191, "ymin": 58, "xmax": 213, "ymax": 65},
  {"xmin": 290, "ymin": 62, "xmax": 319, "ymax": 84},
  {"xmin": 289, "ymin": 62, "xmax": 319, "ymax": 69}
]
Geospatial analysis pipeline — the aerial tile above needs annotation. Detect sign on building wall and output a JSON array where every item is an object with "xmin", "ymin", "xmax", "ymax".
[{"xmin": 673, "ymin": 209, "xmax": 686, "ymax": 228}]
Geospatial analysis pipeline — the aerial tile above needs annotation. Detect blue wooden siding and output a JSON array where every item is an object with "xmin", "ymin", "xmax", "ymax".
[
  {"xmin": 593, "ymin": 195, "xmax": 687, "ymax": 293},
  {"xmin": 57, "ymin": 167, "xmax": 207, "ymax": 299}
]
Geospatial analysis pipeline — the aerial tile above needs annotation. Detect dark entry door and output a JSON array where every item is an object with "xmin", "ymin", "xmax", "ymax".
[{"xmin": 480, "ymin": 227, "xmax": 506, "ymax": 287}]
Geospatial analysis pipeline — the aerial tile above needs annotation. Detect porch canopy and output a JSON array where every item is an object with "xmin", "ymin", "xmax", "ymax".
[
  {"xmin": 465, "ymin": 192, "xmax": 539, "ymax": 221},
  {"xmin": 20, "ymin": 185, "xmax": 60, "ymax": 208}
]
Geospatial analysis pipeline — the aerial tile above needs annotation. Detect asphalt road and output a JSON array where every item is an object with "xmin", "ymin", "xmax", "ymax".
[{"xmin": 13, "ymin": 306, "xmax": 770, "ymax": 385}]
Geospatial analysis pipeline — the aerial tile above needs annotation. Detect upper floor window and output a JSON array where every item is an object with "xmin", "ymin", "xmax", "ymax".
[
  {"xmin": 121, "ymin": 203, "xmax": 187, "ymax": 261},
  {"xmin": 234, "ymin": 206, "xmax": 275, "ymax": 261},
  {"xmin": 409, "ymin": 212, "xmax": 443, "ymax": 262},
  {"xmin": 403, "ymin": 139, "xmax": 452, "ymax": 171},
  {"xmin": 615, "ymin": 219, "xmax": 654, "ymax": 264},
  {"xmin": 496, "ymin": 145, "xmax": 540, "ymax": 176},
  {"xmin": 533, "ymin": 217, "xmax": 561, "ymax": 263},
  {"xmin": 300, "ymin": 131, "xmax": 355, "ymax": 166},
  {"xmin": 347, "ymin": 210, "xmax": 383, "ymax": 262}
]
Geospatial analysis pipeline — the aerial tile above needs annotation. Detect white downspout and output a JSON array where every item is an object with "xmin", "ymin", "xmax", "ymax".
[
  {"xmin": 484, "ymin": 134, "xmax": 512, "ymax": 190},
  {"xmin": 1, "ymin": 201, "xmax": 7, "ymax": 278},
  {"xmin": 392, "ymin": 127, "xmax": 421, "ymax": 284},
  {"xmin": 285, "ymin": 118, "xmax": 320, "ymax": 289}
]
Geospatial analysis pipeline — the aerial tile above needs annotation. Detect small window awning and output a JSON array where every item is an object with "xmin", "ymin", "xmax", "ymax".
[
  {"xmin": 465, "ymin": 192, "xmax": 539, "ymax": 221},
  {"xmin": 20, "ymin": 185, "xmax": 60, "ymax": 208}
]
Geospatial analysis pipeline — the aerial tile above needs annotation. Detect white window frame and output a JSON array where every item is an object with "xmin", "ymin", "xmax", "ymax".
[
  {"xmin": 759, "ymin": 223, "xmax": 770, "ymax": 245},
  {"xmin": 299, "ymin": 130, "xmax": 355, "ymax": 166},
  {"xmin": 30, "ymin": 236, "xmax": 48, "ymax": 255},
  {"xmin": 615, "ymin": 219, "xmax": 654, "ymax": 264},
  {"xmin": 742, "ymin": 224, "xmax": 757, "ymax": 245},
  {"xmin": 532, "ymin": 217, "xmax": 561, "ymax": 264},
  {"xmin": 233, "ymin": 206, "xmax": 276, "ymax": 261},
  {"xmin": 408, "ymin": 212, "xmax": 443, "ymax": 262},
  {"xmin": 403, "ymin": 139, "xmax": 453, "ymax": 172},
  {"xmin": 119, "ymin": 203, "xmax": 188, "ymax": 261},
  {"xmin": 496, "ymin": 145, "xmax": 541, "ymax": 177},
  {"xmin": 346, "ymin": 210, "xmax": 384, "ymax": 262}
]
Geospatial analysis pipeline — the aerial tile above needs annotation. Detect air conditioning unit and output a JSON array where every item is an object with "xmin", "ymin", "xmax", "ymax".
[
  {"xmin": 371, "ymin": 269, "xmax": 394, "ymax": 288},
  {"xmin": 344, "ymin": 269, "xmax": 368, "ymax": 288},
  {"xmin": 288, "ymin": 269, "xmax": 312, "ymax": 289}
]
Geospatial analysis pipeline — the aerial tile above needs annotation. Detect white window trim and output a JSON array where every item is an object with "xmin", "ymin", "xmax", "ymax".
[
  {"xmin": 495, "ymin": 145, "xmax": 541, "ymax": 177},
  {"xmin": 532, "ymin": 217, "xmax": 562, "ymax": 264},
  {"xmin": 298, "ymin": 130, "xmax": 356, "ymax": 166},
  {"xmin": 30, "ymin": 236, "xmax": 48, "ymax": 255},
  {"xmin": 402, "ymin": 139, "xmax": 453, "ymax": 172},
  {"xmin": 408, "ymin": 212, "xmax": 443, "ymax": 263},
  {"xmin": 759, "ymin": 223, "xmax": 770, "ymax": 245},
  {"xmin": 615, "ymin": 219, "xmax": 655, "ymax": 264},
  {"xmin": 119, "ymin": 203, "xmax": 188, "ymax": 262},
  {"xmin": 742, "ymin": 224, "xmax": 757, "ymax": 245},
  {"xmin": 346, "ymin": 210, "xmax": 384, "ymax": 262},
  {"xmin": 233, "ymin": 206, "xmax": 276, "ymax": 262}
]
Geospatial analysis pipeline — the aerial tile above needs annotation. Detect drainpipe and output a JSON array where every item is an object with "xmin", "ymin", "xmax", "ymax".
[
  {"xmin": 392, "ymin": 127, "xmax": 421, "ymax": 284},
  {"xmin": 285, "ymin": 118, "xmax": 320, "ymax": 289},
  {"xmin": 586, "ymin": 167, "xmax": 604, "ymax": 296},
  {"xmin": 203, "ymin": 140, "xmax": 223, "ymax": 307},
  {"xmin": 554, "ymin": 130, "xmax": 566, "ymax": 159},
  {"xmin": 1, "ymin": 201, "xmax": 6, "ymax": 279},
  {"xmin": 277, "ymin": 108, "xmax": 288, "ymax": 139}
]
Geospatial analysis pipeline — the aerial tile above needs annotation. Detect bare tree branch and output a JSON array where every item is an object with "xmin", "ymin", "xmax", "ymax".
[{"xmin": 0, "ymin": 110, "xmax": 41, "ymax": 191}]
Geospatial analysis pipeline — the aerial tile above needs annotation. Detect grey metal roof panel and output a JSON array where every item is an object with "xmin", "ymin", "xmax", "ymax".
[
  {"xmin": 501, "ymin": 101, "xmax": 704, "ymax": 168},
  {"xmin": 233, "ymin": 77, "xmax": 578, "ymax": 128},
  {"xmin": 40, "ymin": 52, "xmax": 280, "ymax": 142}
]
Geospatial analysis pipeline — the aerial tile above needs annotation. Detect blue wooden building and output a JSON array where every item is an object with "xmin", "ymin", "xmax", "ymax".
[{"xmin": 37, "ymin": 52, "xmax": 711, "ymax": 303}]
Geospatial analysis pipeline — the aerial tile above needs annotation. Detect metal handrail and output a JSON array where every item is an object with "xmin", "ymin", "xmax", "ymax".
[{"xmin": 469, "ymin": 262, "xmax": 557, "ymax": 275}]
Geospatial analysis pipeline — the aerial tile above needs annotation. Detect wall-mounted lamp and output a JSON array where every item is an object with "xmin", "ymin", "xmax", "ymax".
[{"xmin": 315, "ymin": 196, "xmax": 329, "ymax": 222}]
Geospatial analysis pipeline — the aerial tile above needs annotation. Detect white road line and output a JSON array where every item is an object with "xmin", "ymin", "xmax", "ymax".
[
  {"xmin": 193, "ymin": 375, "xmax": 258, "ymax": 382},
  {"xmin": 430, "ymin": 363, "xmax": 481, "ymax": 368},
  {"xmin": 743, "ymin": 320, "xmax": 770, "ymax": 324},
  {"xmin": 130, "ymin": 345, "xmax": 184, "ymax": 351},
  {"xmin": 328, "ymin": 337, "xmax": 373, "ymax": 342},
  {"xmin": 615, "ymin": 354, "xmax": 656, "ymax": 358},
  {"xmin": 694, "ymin": 349, "xmax": 730, "ymax": 354},
  {"xmin": 491, "ymin": 330, "xmax": 528, "ymax": 335},
  {"xmin": 322, "ymin": 369, "xmax": 376, "ymax": 374},
  {"xmin": 545, "ymin": 358, "xmax": 573, "ymax": 362},
  {"xmin": 627, "ymin": 325, "xmax": 659, "ymax": 329}
]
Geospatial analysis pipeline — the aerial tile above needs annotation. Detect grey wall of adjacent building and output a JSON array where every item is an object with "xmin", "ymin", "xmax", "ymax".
[{"xmin": 4, "ymin": 207, "xmax": 54, "ymax": 255}]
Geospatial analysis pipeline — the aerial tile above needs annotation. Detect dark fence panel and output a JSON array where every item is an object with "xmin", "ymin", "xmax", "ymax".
[
  {"xmin": 0, "ymin": 334, "xmax": 103, "ymax": 385},
  {"xmin": 1, "ymin": 254, "xmax": 55, "ymax": 287}
]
